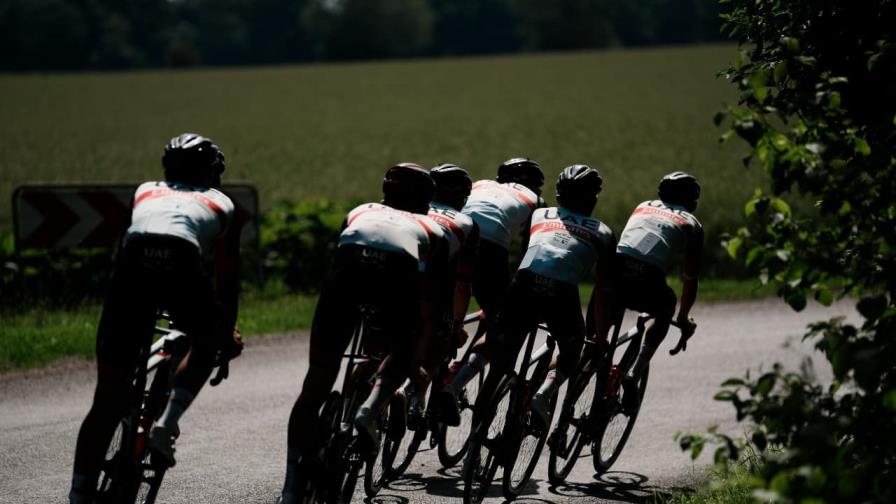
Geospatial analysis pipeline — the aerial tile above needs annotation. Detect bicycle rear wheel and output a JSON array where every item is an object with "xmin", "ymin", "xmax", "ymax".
[
  {"xmin": 363, "ymin": 406, "xmax": 390, "ymax": 497},
  {"xmin": 437, "ymin": 367, "xmax": 483, "ymax": 468},
  {"xmin": 462, "ymin": 375, "xmax": 515, "ymax": 504},
  {"xmin": 548, "ymin": 367, "xmax": 598, "ymax": 485},
  {"xmin": 96, "ymin": 416, "xmax": 139, "ymax": 503},
  {"xmin": 592, "ymin": 366, "xmax": 650, "ymax": 474},
  {"xmin": 502, "ymin": 386, "xmax": 557, "ymax": 499},
  {"xmin": 384, "ymin": 390, "xmax": 427, "ymax": 479}
]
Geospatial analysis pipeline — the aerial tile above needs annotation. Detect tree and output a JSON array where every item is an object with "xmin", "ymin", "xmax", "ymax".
[{"xmin": 681, "ymin": 1, "xmax": 896, "ymax": 502}]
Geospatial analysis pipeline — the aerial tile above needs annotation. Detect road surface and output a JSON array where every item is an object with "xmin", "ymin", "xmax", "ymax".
[{"xmin": 0, "ymin": 298, "xmax": 857, "ymax": 503}]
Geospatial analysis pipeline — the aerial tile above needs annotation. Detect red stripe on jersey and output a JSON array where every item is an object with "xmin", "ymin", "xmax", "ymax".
[
  {"xmin": 134, "ymin": 188, "xmax": 227, "ymax": 220},
  {"xmin": 428, "ymin": 213, "xmax": 466, "ymax": 242},
  {"xmin": 347, "ymin": 206, "xmax": 389, "ymax": 226},
  {"xmin": 472, "ymin": 181, "xmax": 536, "ymax": 209},
  {"xmin": 631, "ymin": 206, "xmax": 689, "ymax": 226},
  {"xmin": 530, "ymin": 221, "xmax": 600, "ymax": 245}
]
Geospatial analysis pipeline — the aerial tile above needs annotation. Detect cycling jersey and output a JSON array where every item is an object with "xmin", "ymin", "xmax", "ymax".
[
  {"xmin": 520, "ymin": 207, "xmax": 615, "ymax": 285},
  {"xmin": 462, "ymin": 180, "xmax": 542, "ymax": 250},
  {"xmin": 339, "ymin": 203, "xmax": 445, "ymax": 271},
  {"xmin": 428, "ymin": 202, "xmax": 475, "ymax": 260},
  {"xmin": 616, "ymin": 200, "xmax": 703, "ymax": 273},
  {"xmin": 125, "ymin": 181, "xmax": 235, "ymax": 253}
]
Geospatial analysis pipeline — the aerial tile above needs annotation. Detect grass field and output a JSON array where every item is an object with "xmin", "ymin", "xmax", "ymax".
[{"xmin": 0, "ymin": 43, "xmax": 758, "ymax": 239}]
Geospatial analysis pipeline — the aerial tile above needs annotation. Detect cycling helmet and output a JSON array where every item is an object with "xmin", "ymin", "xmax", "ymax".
[
  {"xmin": 162, "ymin": 133, "xmax": 225, "ymax": 188},
  {"xmin": 430, "ymin": 163, "xmax": 472, "ymax": 210},
  {"xmin": 556, "ymin": 164, "xmax": 603, "ymax": 215},
  {"xmin": 658, "ymin": 171, "xmax": 701, "ymax": 212},
  {"xmin": 496, "ymin": 157, "xmax": 544, "ymax": 193},
  {"xmin": 382, "ymin": 162, "xmax": 435, "ymax": 215}
]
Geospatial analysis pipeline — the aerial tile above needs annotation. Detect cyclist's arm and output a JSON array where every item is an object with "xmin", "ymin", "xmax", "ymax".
[
  {"xmin": 452, "ymin": 223, "xmax": 479, "ymax": 323},
  {"xmin": 416, "ymin": 238, "xmax": 449, "ymax": 366},
  {"xmin": 592, "ymin": 233, "xmax": 616, "ymax": 343},
  {"xmin": 677, "ymin": 226, "xmax": 703, "ymax": 322}
]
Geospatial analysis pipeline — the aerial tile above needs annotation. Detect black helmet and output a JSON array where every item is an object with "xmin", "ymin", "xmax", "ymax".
[
  {"xmin": 382, "ymin": 162, "xmax": 435, "ymax": 214},
  {"xmin": 162, "ymin": 133, "xmax": 225, "ymax": 188},
  {"xmin": 556, "ymin": 164, "xmax": 603, "ymax": 215},
  {"xmin": 496, "ymin": 157, "xmax": 544, "ymax": 192},
  {"xmin": 658, "ymin": 171, "xmax": 700, "ymax": 211},
  {"xmin": 430, "ymin": 163, "xmax": 472, "ymax": 210}
]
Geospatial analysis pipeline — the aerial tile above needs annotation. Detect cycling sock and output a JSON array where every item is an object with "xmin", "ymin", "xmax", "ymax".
[
  {"xmin": 156, "ymin": 387, "xmax": 195, "ymax": 431},
  {"xmin": 447, "ymin": 352, "xmax": 486, "ymax": 396},
  {"xmin": 359, "ymin": 376, "xmax": 398, "ymax": 416},
  {"xmin": 536, "ymin": 369, "xmax": 567, "ymax": 397},
  {"xmin": 627, "ymin": 344, "xmax": 655, "ymax": 379}
]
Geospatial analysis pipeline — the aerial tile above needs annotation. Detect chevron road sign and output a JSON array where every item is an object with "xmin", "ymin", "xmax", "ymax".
[{"xmin": 12, "ymin": 184, "xmax": 259, "ymax": 251}]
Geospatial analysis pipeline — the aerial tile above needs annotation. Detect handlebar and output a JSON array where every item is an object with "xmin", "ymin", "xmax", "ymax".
[{"xmin": 210, "ymin": 361, "xmax": 229, "ymax": 386}]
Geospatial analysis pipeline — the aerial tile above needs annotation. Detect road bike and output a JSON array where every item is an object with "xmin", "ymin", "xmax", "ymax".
[
  {"xmin": 312, "ymin": 304, "xmax": 395, "ymax": 503},
  {"xmin": 383, "ymin": 310, "xmax": 489, "ymax": 480},
  {"xmin": 547, "ymin": 311, "xmax": 692, "ymax": 484},
  {"xmin": 95, "ymin": 315, "xmax": 230, "ymax": 504},
  {"xmin": 461, "ymin": 321, "xmax": 557, "ymax": 504}
]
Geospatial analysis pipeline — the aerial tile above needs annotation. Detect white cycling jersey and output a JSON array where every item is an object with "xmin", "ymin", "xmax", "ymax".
[
  {"xmin": 519, "ymin": 206, "xmax": 615, "ymax": 285},
  {"xmin": 616, "ymin": 200, "xmax": 703, "ymax": 273},
  {"xmin": 339, "ymin": 203, "xmax": 445, "ymax": 271},
  {"xmin": 124, "ymin": 181, "xmax": 235, "ymax": 253},
  {"xmin": 427, "ymin": 202, "xmax": 475, "ymax": 260},
  {"xmin": 462, "ymin": 180, "xmax": 541, "ymax": 250}
]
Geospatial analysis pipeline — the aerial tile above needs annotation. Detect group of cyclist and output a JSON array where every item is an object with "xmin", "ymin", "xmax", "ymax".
[{"xmin": 68, "ymin": 133, "xmax": 703, "ymax": 504}]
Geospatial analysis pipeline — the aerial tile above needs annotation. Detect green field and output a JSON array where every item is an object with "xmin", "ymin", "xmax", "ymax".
[{"xmin": 0, "ymin": 43, "xmax": 757, "ymax": 239}]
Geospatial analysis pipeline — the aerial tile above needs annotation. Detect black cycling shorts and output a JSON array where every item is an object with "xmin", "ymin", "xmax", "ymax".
[
  {"xmin": 485, "ymin": 270, "xmax": 584, "ymax": 377},
  {"xmin": 611, "ymin": 254, "xmax": 677, "ymax": 320},
  {"xmin": 310, "ymin": 245, "xmax": 420, "ymax": 369},
  {"xmin": 96, "ymin": 234, "xmax": 221, "ymax": 371},
  {"xmin": 471, "ymin": 239, "xmax": 511, "ymax": 320}
]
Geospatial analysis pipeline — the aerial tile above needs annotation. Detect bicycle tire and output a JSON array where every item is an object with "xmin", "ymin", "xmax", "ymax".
[
  {"xmin": 547, "ymin": 366, "xmax": 598, "ymax": 485},
  {"xmin": 384, "ymin": 391, "xmax": 427, "ymax": 479},
  {"xmin": 317, "ymin": 392, "xmax": 345, "ymax": 504},
  {"xmin": 436, "ymin": 367, "xmax": 483, "ymax": 468},
  {"xmin": 462, "ymin": 374, "xmax": 515, "ymax": 504},
  {"xmin": 363, "ymin": 406, "xmax": 390, "ymax": 497},
  {"xmin": 591, "ymin": 365, "xmax": 650, "ymax": 474},
  {"xmin": 502, "ymin": 385, "xmax": 557, "ymax": 499},
  {"xmin": 96, "ymin": 416, "xmax": 138, "ymax": 504}
]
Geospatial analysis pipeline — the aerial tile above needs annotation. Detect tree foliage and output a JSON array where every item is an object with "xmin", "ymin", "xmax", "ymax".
[
  {"xmin": 685, "ymin": 1, "xmax": 896, "ymax": 502},
  {"xmin": 0, "ymin": 0, "xmax": 725, "ymax": 71}
]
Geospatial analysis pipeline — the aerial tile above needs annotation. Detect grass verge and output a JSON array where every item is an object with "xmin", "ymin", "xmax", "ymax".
[
  {"xmin": 0, "ymin": 277, "xmax": 773, "ymax": 372},
  {"xmin": 663, "ymin": 465, "xmax": 757, "ymax": 504}
]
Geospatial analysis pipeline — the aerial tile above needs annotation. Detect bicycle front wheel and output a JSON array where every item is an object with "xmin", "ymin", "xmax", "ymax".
[
  {"xmin": 592, "ymin": 366, "xmax": 650, "ymax": 474},
  {"xmin": 462, "ymin": 375, "xmax": 515, "ymax": 504},
  {"xmin": 548, "ymin": 367, "xmax": 598, "ymax": 485}
]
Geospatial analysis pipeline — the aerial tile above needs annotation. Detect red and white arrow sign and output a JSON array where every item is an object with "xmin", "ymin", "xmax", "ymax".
[{"xmin": 13, "ymin": 184, "xmax": 258, "ymax": 251}]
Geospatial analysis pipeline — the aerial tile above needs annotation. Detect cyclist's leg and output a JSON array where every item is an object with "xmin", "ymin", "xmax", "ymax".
[
  {"xmin": 281, "ymin": 254, "xmax": 360, "ymax": 501},
  {"xmin": 627, "ymin": 282, "xmax": 676, "ymax": 379},
  {"xmin": 70, "ymin": 256, "xmax": 155, "ymax": 502},
  {"xmin": 532, "ymin": 281, "xmax": 584, "ymax": 424}
]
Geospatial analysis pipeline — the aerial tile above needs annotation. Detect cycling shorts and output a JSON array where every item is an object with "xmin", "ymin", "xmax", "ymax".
[
  {"xmin": 485, "ymin": 270, "xmax": 584, "ymax": 377},
  {"xmin": 96, "ymin": 234, "xmax": 221, "ymax": 369},
  {"xmin": 471, "ymin": 239, "xmax": 511, "ymax": 320},
  {"xmin": 611, "ymin": 254, "xmax": 677, "ymax": 320},
  {"xmin": 310, "ymin": 245, "xmax": 420, "ymax": 368}
]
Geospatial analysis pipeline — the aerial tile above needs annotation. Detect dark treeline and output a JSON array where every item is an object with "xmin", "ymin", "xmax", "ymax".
[{"xmin": 0, "ymin": 0, "xmax": 725, "ymax": 71}]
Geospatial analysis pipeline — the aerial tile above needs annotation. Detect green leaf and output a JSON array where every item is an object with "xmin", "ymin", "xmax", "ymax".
[
  {"xmin": 755, "ymin": 373, "xmax": 777, "ymax": 396},
  {"xmin": 746, "ymin": 246, "xmax": 764, "ymax": 268},
  {"xmin": 721, "ymin": 377, "xmax": 746, "ymax": 387},
  {"xmin": 785, "ymin": 291, "xmax": 808, "ymax": 311},
  {"xmin": 726, "ymin": 236, "xmax": 743, "ymax": 259},
  {"xmin": 714, "ymin": 391, "xmax": 737, "ymax": 402},
  {"xmin": 854, "ymin": 137, "xmax": 871, "ymax": 156},
  {"xmin": 883, "ymin": 390, "xmax": 896, "ymax": 411},
  {"xmin": 815, "ymin": 286, "xmax": 833, "ymax": 306},
  {"xmin": 771, "ymin": 197, "xmax": 792, "ymax": 217},
  {"xmin": 773, "ymin": 60, "xmax": 788, "ymax": 83}
]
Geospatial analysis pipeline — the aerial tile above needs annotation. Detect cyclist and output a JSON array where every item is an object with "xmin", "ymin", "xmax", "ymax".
[
  {"xmin": 437, "ymin": 157, "xmax": 545, "ymax": 424},
  {"xmin": 400, "ymin": 163, "xmax": 480, "ymax": 423},
  {"xmin": 278, "ymin": 163, "xmax": 447, "ymax": 504},
  {"xmin": 457, "ymin": 165, "xmax": 614, "ymax": 429},
  {"xmin": 69, "ymin": 133, "xmax": 243, "ymax": 504},
  {"xmin": 595, "ymin": 171, "xmax": 703, "ymax": 412}
]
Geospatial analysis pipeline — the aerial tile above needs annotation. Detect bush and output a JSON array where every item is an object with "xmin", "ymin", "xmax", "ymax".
[{"xmin": 685, "ymin": 0, "xmax": 896, "ymax": 502}]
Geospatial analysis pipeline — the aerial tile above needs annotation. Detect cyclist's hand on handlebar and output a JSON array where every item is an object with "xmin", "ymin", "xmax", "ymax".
[
  {"xmin": 222, "ymin": 327, "xmax": 244, "ymax": 361},
  {"xmin": 676, "ymin": 316, "xmax": 697, "ymax": 338}
]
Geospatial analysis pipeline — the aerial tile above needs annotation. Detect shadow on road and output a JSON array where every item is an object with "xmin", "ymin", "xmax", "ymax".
[{"xmin": 548, "ymin": 471, "xmax": 692, "ymax": 503}]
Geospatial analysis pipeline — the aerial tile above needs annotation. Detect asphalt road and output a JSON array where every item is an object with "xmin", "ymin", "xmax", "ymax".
[{"xmin": 0, "ymin": 298, "xmax": 857, "ymax": 504}]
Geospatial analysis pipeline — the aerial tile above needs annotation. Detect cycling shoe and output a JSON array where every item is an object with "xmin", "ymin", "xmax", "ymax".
[
  {"xmin": 620, "ymin": 375, "xmax": 640, "ymax": 415},
  {"xmin": 435, "ymin": 389, "xmax": 461, "ymax": 426},
  {"xmin": 148, "ymin": 424, "xmax": 177, "ymax": 467}
]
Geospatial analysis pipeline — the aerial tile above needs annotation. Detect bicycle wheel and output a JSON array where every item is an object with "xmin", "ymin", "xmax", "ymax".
[
  {"xmin": 437, "ymin": 367, "xmax": 482, "ymax": 468},
  {"xmin": 502, "ymin": 385, "xmax": 557, "ymax": 499},
  {"xmin": 317, "ymin": 392, "xmax": 345, "ymax": 503},
  {"xmin": 548, "ymin": 367, "xmax": 598, "ymax": 485},
  {"xmin": 384, "ymin": 391, "xmax": 427, "ymax": 479},
  {"xmin": 96, "ymin": 416, "xmax": 138, "ymax": 504},
  {"xmin": 363, "ymin": 406, "xmax": 390, "ymax": 497},
  {"xmin": 462, "ymin": 375, "xmax": 515, "ymax": 504},
  {"xmin": 592, "ymin": 366, "xmax": 650, "ymax": 474}
]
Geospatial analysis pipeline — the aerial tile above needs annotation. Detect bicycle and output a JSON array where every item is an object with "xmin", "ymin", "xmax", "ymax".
[
  {"xmin": 95, "ymin": 315, "xmax": 230, "ymax": 504},
  {"xmin": 311, "ymin": 304, "xmax": 396, "ymax": 503},
  {"xmin": 382, "ymin": 310, "xmax": 490, "ymax": 480},
  {"xmin": 547, "ymin": 310, "xmax": 692, "ymax": 484},
  {"xmin": 461, "ymin": 321, "xmax": 557, "ymax": 504}
]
